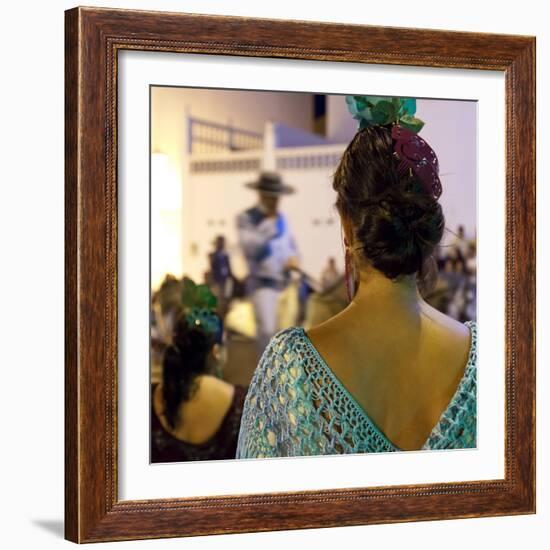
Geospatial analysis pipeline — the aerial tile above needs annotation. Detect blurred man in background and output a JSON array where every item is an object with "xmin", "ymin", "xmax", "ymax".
[{"xmin": 237, "ymin": 172, "xmax": 299, "ymax": 357}]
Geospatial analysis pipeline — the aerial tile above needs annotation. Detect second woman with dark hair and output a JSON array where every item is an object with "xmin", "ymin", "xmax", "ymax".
[
  {"xmin": 152, "ymin": 279, "xmax": 247, "ymax": 462},
  {"xmin": 236, "ymin": 97, "xmax": 476, "ymax": 458}
]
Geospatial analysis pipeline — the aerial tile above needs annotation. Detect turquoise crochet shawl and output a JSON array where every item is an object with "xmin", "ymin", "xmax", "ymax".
[{"xmin": 236, "ymin": 321, "xmax": 477, "ymax": 458}]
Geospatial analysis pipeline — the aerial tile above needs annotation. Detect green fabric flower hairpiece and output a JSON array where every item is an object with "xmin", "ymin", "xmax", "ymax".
[
  {"xmin": 345, "ymin": 96, "xmax": 425, "ymax": 134},
  {"xmin": 181, "ymin": 277, "xmax": 217, "ymax": 310},
  {"xmin": 180, "ymin": 277, "xmax": 221, "ymax": 337}
]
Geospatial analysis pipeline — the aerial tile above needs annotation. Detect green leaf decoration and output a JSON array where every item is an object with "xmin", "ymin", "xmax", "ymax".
[
  {"xmin": 197, "ymin": 285, "xmax": 217, "ymax": 309},
  {"xmin": 181, "ymin": 277, "xmax": 218, "ymax": 311},
  {"xmin": 344, "ymin": 95, "xmax": 358, "ymax": 117},
  {"xmin": 399, "ymin": 114, "xmax": 425, "ymax": 133},
  {"xmin": 346, "ymin": 96, "xmax": 373, "ymax": 124},
  {"xmin": 402, "ymin": 98, "xmax": 417, "ymax": 116},
  {"xmin": 371, "ymin": 100, "xmax": 396, "ymax": 125},
  {"xmin": 351, "ymin": 95, "xmax": 368, "ymax": 113},
  {"xmin": 362, "ymin": 96, "xmax": 389, "ymax": 106},
  {"xmin": 345, "ymin": 95, "xmax": 424, "ymax": 134},
  {"xmin": 180, "ymin": 277, "xmax": 220, "ymax": 337}
]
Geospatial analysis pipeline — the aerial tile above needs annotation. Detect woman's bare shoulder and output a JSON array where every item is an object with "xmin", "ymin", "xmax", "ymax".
[
  {"xmin": 196, "ymin": 375, "xmax": 235, "ymax": 399},
  {"xmin": 417, "ymin": 305, "xmax": 473, "ymax": 374},
  {"xmin": 304, "ymin": 305, "xmax": 352, "ymax": 344},
  {"xmin": 421, "ymin": 301, "xmax": 471, "ymax": 341},
  {"xmin": 305, "ymin": 299, "xmax": 472, "ymax": 362}
]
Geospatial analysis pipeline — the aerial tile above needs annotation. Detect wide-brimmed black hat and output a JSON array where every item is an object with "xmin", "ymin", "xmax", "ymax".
[{"xmin": 245, "ymin": 171, "xmax": 295, "ymax": 195}]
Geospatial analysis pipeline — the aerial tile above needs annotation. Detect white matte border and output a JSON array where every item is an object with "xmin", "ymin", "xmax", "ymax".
[{"xmin": 118, "ymin": 51, "xmax": 505, "ymax": 500}]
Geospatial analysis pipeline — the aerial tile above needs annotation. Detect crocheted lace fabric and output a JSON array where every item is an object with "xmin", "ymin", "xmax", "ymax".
[{"xmin": 236, "ymin": 321, "xmax": 477, "ymax": 458}]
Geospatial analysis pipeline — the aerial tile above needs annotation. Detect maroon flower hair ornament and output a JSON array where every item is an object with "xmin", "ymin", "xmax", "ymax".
[
  {"xmin": 345, "ymin": 96, "xmax": 443, "ymax": 200},
  {"xmin": 391, "ymin": 124, "xmax": 442, "ymax": 200}
]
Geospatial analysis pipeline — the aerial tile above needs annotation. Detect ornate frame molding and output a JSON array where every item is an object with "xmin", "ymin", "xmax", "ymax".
[{"xmin": 65, "ymin": 7, "xmax": 535, "ymax": 542}]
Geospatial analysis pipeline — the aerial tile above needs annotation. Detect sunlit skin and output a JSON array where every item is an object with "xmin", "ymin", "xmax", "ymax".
[
  {"xmin": 305, "ymin": 214, "xmax": 472, "ymax": 451},
  {"xmin": 153, "ymin": 376, "xmax": 235, "ymax": 444}
]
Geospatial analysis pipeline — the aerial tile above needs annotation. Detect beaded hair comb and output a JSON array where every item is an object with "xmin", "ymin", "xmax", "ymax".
[{"xmin": 345, "ymin": 96, "xmax": 442, "ymax": 200}]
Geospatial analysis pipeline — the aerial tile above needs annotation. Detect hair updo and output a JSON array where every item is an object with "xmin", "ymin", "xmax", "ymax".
[{"xmin": 333, "ymin": 125, "xmax": 445, "ymax": 280}]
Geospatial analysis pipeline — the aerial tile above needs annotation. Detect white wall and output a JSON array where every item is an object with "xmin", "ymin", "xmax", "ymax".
[
  {"xmin": 151, "ymin": 86, "xmax": 313, "ymax": 175},
  {"xmin": 1, "ymin": 1, "xmax": 547, "ymax": 550},
  {"xmin": 151, "ymin": 87, "xmax": 314, "ymax": 286}
]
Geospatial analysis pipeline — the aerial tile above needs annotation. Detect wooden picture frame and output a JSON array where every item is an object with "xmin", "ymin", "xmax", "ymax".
[{"xmin": 65, "ymin": 6, "xmax": 536, "ymax": 543}]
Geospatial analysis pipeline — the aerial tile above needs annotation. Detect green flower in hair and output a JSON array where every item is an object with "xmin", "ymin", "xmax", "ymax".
[
  {"xmin": 180, "ymin": 277, "xmax": 221, "ymax": 338},
  {"xmin": 181, "ymin": 277, "xmax": 218, "ymax": 311},
  {"xmin": 185, "ymin": 307, "xmax": 221, "ymax": 335},
  {"xmin": 345, "ymin": 96, "xmax": 425, "ymax": 134}
]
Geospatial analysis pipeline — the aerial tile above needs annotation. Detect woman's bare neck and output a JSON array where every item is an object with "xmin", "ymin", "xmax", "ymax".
[{"xmin": 324, "ymin": 268, "xmax": 425, "ymax": 333}]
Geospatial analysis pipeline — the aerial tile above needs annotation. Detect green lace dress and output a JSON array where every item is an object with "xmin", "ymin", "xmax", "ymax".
[{"xmin": 236, "ymin": 321, "xmax": 477, "ymax": 458}]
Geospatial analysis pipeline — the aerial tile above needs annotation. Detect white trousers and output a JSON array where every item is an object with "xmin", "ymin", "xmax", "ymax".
[{"xmin": 252, "ymin": 286, "xmax": 281, "ymax": 357}]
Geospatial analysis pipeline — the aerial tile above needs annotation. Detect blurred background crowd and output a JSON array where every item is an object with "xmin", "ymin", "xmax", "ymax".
[{"xmin": 151, "ymin": 224, "xmax": 476, "ymax": 379}]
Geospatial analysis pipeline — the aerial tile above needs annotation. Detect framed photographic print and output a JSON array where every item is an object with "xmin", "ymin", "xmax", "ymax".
[{"xmin": 65, "ymin": 6, "xmax": 536, "ymax": 543}]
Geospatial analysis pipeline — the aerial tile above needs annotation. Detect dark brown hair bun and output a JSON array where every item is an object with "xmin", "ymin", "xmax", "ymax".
[{"xmin": 333, "ymin": 125, "xmax": 445, "ymax": 279}]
